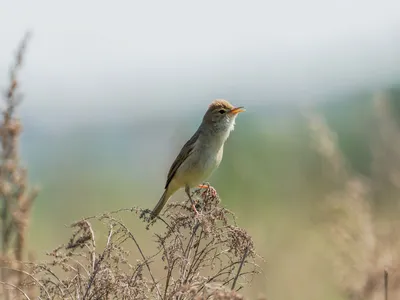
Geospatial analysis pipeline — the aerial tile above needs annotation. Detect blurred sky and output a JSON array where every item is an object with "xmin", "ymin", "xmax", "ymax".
[{"xmin": 1, "ymin": 0, "xmax": 400, "ymax": 127}]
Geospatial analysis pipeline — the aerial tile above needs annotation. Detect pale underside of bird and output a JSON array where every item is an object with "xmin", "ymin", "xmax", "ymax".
[{"xmin": 150, "ymin": 99, "xmax": 245, "ymax": 219}]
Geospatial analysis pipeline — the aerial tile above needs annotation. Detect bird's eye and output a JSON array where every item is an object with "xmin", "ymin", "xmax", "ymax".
[{"xmin": 218, "ymin": 109, "xmax": 225, "ymax": 114}]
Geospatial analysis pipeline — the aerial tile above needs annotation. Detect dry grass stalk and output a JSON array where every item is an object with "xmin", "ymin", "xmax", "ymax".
[
  {"xmin": 371, "ymin": 92, "xmax": 400, "ymax": 200},
  {"xmin": 0, "ymin": 32, "xmax": 39, "ymax": 300},
  {"xmin": 384, "ymin": 270, "xmax": 388, "ymax": 300},
  {"xmin": 305, "ymin": 110, "xmax": 376, "ymax": 298},
  {"xmin": 304, "ymin": 97, "xmax": 400, "ymax": 300}
]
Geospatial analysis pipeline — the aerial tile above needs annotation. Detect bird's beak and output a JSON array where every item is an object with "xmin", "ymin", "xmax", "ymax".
[{"xmin": 229, "ymin": 106, "xmax": 246, "ymax": 115}]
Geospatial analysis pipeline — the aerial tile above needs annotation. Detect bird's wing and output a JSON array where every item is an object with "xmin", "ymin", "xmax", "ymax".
[{"xmin": 165, "ymin": 129, "xmax": 200, "ymax": 189}]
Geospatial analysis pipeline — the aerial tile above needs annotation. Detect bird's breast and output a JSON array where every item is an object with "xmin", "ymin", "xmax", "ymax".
[
  {"xmin": 174, "ymin": 143, "xmax": 224, "ymax": 188},
  {"xmin": 201, "ymin": 145, "xmax": 223, "ymax": 170}
]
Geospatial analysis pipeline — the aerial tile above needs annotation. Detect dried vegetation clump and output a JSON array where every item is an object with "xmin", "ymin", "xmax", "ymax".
[{"xmin": 27, "ymin": 187, "xmax": 260, "ymax": 299}]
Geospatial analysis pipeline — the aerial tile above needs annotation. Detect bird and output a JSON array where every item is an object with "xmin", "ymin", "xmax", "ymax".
[{"xmin": 150, "ymin": 99, "xmax": 245, "ymax": 219}]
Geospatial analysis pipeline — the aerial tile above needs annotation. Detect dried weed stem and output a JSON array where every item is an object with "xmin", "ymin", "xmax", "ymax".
[{"xmin": 0, "ymin": 31, "xmax": 38, "ymax": 300}]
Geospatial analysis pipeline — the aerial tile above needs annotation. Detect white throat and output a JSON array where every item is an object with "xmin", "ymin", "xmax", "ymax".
[{"xmin": 213, "ymin": 117, "xmax": 236, "ymax": 147}]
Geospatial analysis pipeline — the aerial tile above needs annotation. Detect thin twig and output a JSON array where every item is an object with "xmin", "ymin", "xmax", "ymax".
[
  {"xmin": 231, "ymin": 246, "xmax": 249, "ymax": 290},
  {"xmin": 384, "ymin": 269, "xmax": 388, "ymax": 300},
  {"xmin": 0, "ymin": 267, "xmax": 51, "ymax": 300}
]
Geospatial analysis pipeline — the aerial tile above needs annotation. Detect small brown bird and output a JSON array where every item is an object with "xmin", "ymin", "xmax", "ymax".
[{"xmin": 151, "ymin": 99, "xmax": 245, "ymax": 219}]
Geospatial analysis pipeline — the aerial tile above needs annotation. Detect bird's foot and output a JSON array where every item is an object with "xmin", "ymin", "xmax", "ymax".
[
  {"xmin": 198, "ymin": 183, "xmax": 217, "ymax": 198},
  {"xmin": 198, "ymin": 184, "xmax": 209, "ymax": 189}
]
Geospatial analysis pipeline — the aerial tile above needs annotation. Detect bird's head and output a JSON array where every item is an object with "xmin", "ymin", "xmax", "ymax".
[{"xmin": 202, "ymin": 99, "xmax": 245, "ymax": 133}]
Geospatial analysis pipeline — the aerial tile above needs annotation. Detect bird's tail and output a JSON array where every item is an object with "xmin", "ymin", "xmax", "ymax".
[{"xmin": 151, "ymin": 188, "xmax": 172, "ymax": 219}]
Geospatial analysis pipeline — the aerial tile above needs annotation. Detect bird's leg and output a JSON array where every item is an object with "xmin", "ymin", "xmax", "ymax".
[{"xmin": 185, "ymin": 185, "xmax": 199, "ymax": 216}]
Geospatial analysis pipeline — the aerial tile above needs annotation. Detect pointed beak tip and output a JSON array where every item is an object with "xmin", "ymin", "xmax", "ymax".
[{"xmin": 230, "ymin": 107, "xmax": 246, "ymax": 114}]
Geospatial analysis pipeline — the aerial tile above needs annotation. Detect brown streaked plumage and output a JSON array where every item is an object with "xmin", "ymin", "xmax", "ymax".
[{"xmin": 150, "ymin": 99, "xmax": 245, "ymax": 219}]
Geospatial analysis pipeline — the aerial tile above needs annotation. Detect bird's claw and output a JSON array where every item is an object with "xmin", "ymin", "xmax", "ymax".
[
  {"xmin": 198, "ymin": 184, "xmax": 210, "ymax": 189},
  {"xmin": 198, "ymin": 183, "xmax": 217, "ymax": 198}
]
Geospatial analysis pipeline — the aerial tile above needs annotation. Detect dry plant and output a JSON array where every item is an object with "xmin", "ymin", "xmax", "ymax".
[
  {"xmin": 0, "ymin": 32, "xmax": 39, "ymax": 300},
  {"xmin": 305, "ymin": 109, "xmax": 376, "ymax": 298},
  {"xmin": 304, "ymin": 95, "xmax": 400, "ymax": 300},
  {"xmin": 23, "ymin": 186, "xmax": 260, "ymax": 299}
]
